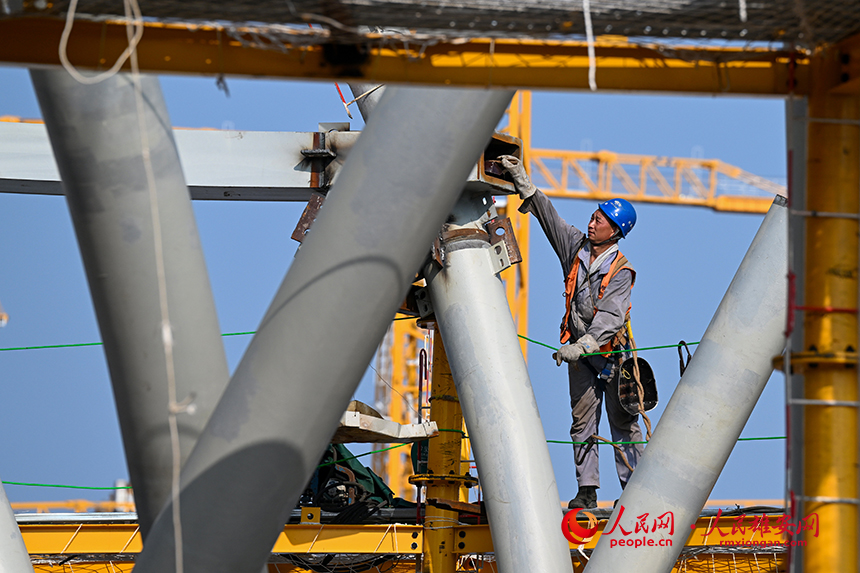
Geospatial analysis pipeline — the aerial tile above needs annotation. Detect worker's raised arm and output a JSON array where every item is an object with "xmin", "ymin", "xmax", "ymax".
[
  {"xmin": 588, "ymin": 268, "xmax": 633, "ymax": 346},
  {"xmin": 498, "ymin": 155, "xmax": 584, "ymax": 271},
  {"xmin": 519, "ymin": 189, "xmax": 585, "ymax": 272}
]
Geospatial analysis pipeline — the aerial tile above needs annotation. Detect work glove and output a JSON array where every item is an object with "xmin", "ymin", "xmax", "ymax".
[
  {"xmin": 554, "ymin": 334, "xmax": 600, "ymax": 366},
  {"xmin": 498, "ymin": 154, "xmax": 537, "ymax": 200}
]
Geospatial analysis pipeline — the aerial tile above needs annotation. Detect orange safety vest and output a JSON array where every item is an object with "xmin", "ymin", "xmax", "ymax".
[{"xmin": 560, "ymin": 246, "xmax": 636, "ymax": 355}]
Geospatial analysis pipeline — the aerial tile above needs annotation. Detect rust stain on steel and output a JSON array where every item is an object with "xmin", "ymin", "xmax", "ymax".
[
  {"xmin": 486, "ymin": 216, "xmax": 522, "ymax": 264},
  {"xmin": 291, "ymin": 192, "xmax": 326, "ymax": 243}
]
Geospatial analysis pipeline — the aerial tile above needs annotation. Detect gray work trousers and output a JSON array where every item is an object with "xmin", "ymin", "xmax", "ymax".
[{"xmin": 569, "ymin": 358, "xmax": 644, "ymax": 489}]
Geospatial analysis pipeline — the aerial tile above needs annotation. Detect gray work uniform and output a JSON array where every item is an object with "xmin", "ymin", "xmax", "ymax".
[{"xmin": 520, "ymin": 190, "xmax": 644, "ymax": 489}]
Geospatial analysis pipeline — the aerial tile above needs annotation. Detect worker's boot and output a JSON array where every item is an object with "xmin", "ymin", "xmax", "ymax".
[
  {"xmin": 614, "ymin": 480, "xmax": 627, "ymax": 508},
  {"xmin": 568, "ymin": 486, "xmax": 598, "ymax": 509}
]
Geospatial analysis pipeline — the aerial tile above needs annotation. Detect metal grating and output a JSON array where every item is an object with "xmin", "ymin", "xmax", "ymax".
[{"xmin": 12, "ymin": 0, "xmax": 860, "ymax": 47}]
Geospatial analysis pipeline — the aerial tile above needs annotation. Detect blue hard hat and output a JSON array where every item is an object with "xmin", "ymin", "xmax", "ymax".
[{"xmin": 598, "ymin": 198, "xmax": 636, "ymax": 238}]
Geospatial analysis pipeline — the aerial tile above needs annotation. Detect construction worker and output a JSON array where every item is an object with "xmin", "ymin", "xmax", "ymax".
[{"xmin": 499, "ymin": 155, "xmax": 645, "ymax": 510}]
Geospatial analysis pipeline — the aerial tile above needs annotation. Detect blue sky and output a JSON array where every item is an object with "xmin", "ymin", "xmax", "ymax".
[{"xmin": 0, "ymin": 67, "xmax": 787, "ymax": 507}]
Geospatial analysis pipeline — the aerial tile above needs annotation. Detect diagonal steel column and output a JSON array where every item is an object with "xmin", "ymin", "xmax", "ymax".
[
  {"xmin": 424, "ymin": 194, "xmax": 574, "ymax": 573},
  {"xmin": 132, "ymin": 85, "xmax": 514, "ymax": 573},
  {"xmin": 29, "ymin": 70, "xmax": 231, "ymax": 537},
  {"xmin": 0, "ymin": 481, "xmax": 34, "ymax": 573},
  {"xmin": 584, "ymin": 196, "xmax": 787, "ymax": 573}
]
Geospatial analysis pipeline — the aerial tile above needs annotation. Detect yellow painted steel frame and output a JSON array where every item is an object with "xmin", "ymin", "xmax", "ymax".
[
  {"xmin": 499, "ymin": 91, "xmax": 532, "ymax": 359},
  {"xmin": 372, "ymin": 318, "xmax": 427, "ymax": 500},
  {"xmin": 419, "ymin": 328, "xmax": 464, "ymax": 573},
  {"xmin": 797, "ymin": 42, "xmax": 860, "ymax": 573},
  {"xmin": 18, "ymin": 515, "xmax": 792, "ymax": 572},
  {"xmin": 0, "ymin": 17, "xmax": 814, "ymax": 95},
  {"xmin": 531, "ymin": 149, "xmax": 781, "ymax": 214}
]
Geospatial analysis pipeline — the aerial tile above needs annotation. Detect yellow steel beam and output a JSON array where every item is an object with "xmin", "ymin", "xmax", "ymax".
[
  {"xmin": 20, "ymin": 522, "xmax": 422, "ymax": 555},
  {"xmin": 19, "ymin": 515, "xmax": 791, "ymax": 554},
  {"xmin": 372, "ymin": 318, "xmax": 427, "ymax": 500},
  {"xmin": 21, "ymin": 523, "xmax": 143, "ymax": 554},
  {"xmin": 529, "ymin": 149, "xmax": 782, "ymax": 214},
  {"xmin": 0, "ymin": 17, "xmax": 809, "ymax": 95},
  {"xmin": 11, "ymin": 500, "xmax": 136, "ymax": 513},
  {"xmin": 798, "ymin": 42, "xmax": 860, "ymax": 573}
]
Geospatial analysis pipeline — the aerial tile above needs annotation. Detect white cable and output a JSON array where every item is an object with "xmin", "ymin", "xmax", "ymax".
[
  {"xmin": 124, "ymin": 0, "xmax": 185, "ymax": 570},
  {"xmin": 582, "ymin": 0, "xmax": 597, "ymax": 91},
  {"xmin": 738, "ymin": 0, "xmax": 748, "ymax": 22},
  {"xmin": 59, "ymin": 0, "xmax": 144, "ymax": 85}
]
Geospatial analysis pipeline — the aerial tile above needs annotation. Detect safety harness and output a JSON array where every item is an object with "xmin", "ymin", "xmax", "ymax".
[{"xmin": 560, "ymin": 240, "xmax": 636, "ymax": 357}]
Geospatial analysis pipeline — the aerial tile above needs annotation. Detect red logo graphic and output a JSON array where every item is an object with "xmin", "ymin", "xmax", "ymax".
[{"xmin": 562, "ymin": 509, "xmax": 599, "ymax": 544}]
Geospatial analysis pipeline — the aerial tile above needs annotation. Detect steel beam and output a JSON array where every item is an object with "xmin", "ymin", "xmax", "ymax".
[
  {"xmin": 29, "ymin": 70, "xmax": 231, "ymax": 537},
  {"xmin": 131, "ymin": 85, "xmax": 514, "ymax": 573},
  {"xmin": 0, "ymin": 481, "xmax": 34, "ymax": 573},
  {"xmin": 424, "ymin": 195, "xmax": 573, "ymax": 573},
  {"xmin": 0, "ymin": 121, "xmax": 359, "ymax": 200},
  {"xmin": 584, "ymin": 196, "xmax": 788, "ymax": 572},
  {"xmin": 0, "ymin": 17, "xmax": 811, "ymax": 95}
]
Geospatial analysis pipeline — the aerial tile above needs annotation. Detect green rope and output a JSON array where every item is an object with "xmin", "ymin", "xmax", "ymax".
[
  {"xmin": 2, "ymin": 481, "xmax": 132, "ymax": 490},
  {"xmin": 437, "ymin": 428, "xmax": 467, "ymax": 436},
  {"xmin": 516, "ymin": 334, "xmax": 701, "ymax": 356},
  {"xmin": 317, "ymin": 443, "xmax": 410, "ymax": 468},
  {"xmin": 517, "ymin": 334, "xmax": 559, "ymax": 351},
  {"xmin": 4, "ymin": 435, "xmax": 786, "ymax": 490},
  {"xmin": 0, "ymin": 331, "xmax": 258, "ymax": 352},
  {"xmin": 0, "ymin": 342, "xmax": 104, "ymax": 352}
]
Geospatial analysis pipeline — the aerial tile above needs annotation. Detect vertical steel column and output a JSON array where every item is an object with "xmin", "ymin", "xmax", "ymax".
[
  {"xmin": 584, "ymin": 196, "xmax": 787, "ymax": 573},
  {"xmin": 133, "ymin": 86, "xmax": 514, "ymax": 573},
  {"xmin": 421, "ymin": 328, "xmax": 463, "ymax": 573},
  {"xmin": 799, "ymin": 46, "xmax": 860, "ymax": 573},
  {"xmin": 29, "ymin": 70, "xmax": 231, "ymax": 536},
  {"xmin": 425, "ymin": 195, "xmax": 574, "ymax": 573},
  {"xmin": 0, "ymin": 481, "xmax": 34, "ymax": 573},
  {"xmin": 786, "ymin": 94, "xmax": 809, "ymax": 573}
]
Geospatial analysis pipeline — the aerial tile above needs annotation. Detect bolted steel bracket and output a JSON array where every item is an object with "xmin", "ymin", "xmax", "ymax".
[
  {"xmin": 414, "ymin": 287, "xmax": 434, "ymax": 318},
  {"xmin": 487, "ymin": 240, "xmax": 512, "ymax": 275},
  {"xmin": 486, "ymin": 216, "xmax": 522, "ymax": 264}
]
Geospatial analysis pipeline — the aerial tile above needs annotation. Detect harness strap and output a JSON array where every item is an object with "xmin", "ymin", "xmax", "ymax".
[{"xmin": 560, "ymin": 244, "xmax": 635, "ymax": 353}]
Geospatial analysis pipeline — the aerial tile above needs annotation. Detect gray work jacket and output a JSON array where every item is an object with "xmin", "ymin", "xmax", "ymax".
[{"xmin": 519, "ymin": 190, "xmax": 633, "ymax": 349}]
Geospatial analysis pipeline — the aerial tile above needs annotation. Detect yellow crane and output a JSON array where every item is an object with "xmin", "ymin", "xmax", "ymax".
[{"xmin": 373, "ymin": 90, "xmax": 784, "ymax": 499}]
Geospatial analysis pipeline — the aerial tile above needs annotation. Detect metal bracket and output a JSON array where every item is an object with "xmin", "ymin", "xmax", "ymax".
[
  {"xmin": 486, "ymin": 216, "xmax": 522, "ymax": 264},
  {"xmin": 488, "ymin": 240, "xmax": 512, "ymax": 275},
  {"xmin": 414, "ymin": 287, "xmax": 434, "ymax": 318},
  {"xmin": 291, "ymin": 192, "xmax": 326, "ymax": 243},
  {"xmin": 299, "ymin": 506, "xmax": 321, "ymax": 524}
]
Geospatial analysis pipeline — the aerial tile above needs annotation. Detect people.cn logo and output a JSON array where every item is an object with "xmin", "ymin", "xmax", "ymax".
[{"xmin": 562, "ymin": 509, "xmax": 599, "ymax": 544}]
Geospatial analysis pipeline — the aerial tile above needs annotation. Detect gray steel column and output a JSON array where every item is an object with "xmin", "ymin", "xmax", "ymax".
[
  {"xmin": 785, "ymin": 96, "xmax": 808, "ymax": 573},
  {"xmin": 424, "ymin": 196, "xmax": 574, "ymax": 573},
  {"xmin": 347, "ymin": 83, "xmax": 385, "ymax": 120},
  {"xmin": 133, "ymin": 86, "xmax": 514, "ymax": 573},
  {"xmin": 0, "ymin": 481, "xmax": 34, "ymax": 573},
  {"xmin": 584, "ymin": 196, "xmax": 788, "ymax": 573},
  {"xmin": 29, "ymin": 70, "xmax": 231, "ymax": 536}
]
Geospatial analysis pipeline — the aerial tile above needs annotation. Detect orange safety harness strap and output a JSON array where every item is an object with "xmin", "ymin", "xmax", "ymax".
[{"xmin": 560, "ymin": 244, "xmax": 635, "ymax": 355}]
